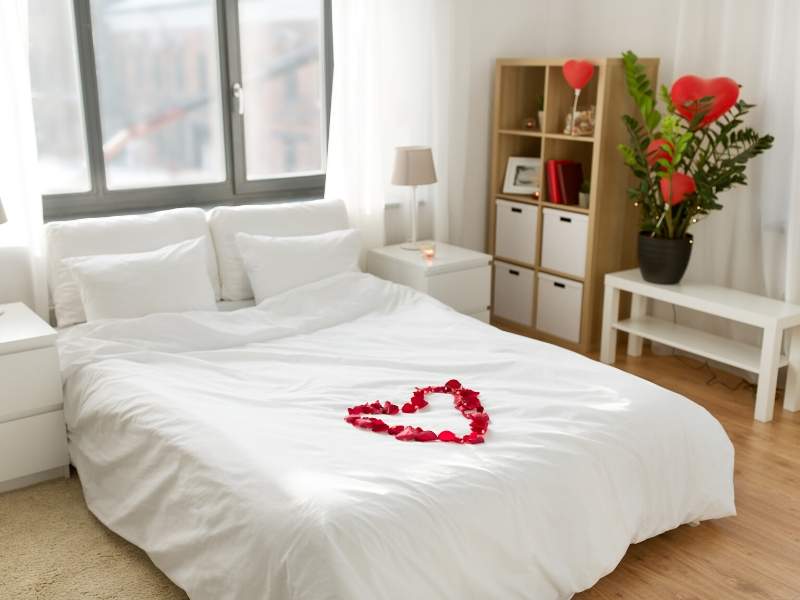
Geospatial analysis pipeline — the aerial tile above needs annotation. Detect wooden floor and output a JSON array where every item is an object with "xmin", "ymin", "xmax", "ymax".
[{"xmin": 576, "ymin": 346, "xmax": 800, "ymax": 600}]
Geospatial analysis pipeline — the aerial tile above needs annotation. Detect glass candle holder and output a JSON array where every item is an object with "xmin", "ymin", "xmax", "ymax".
[{"xmin": 419, "ymin": 241, "xmax": 436, "ymax": 262}]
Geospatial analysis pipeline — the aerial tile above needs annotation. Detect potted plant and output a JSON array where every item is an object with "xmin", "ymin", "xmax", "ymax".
[{"xmin": 618, "ymin": 51, "xmax": 773, "ymax": 284}]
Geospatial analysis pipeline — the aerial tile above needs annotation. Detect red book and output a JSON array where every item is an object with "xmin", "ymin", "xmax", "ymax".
[
  {"xmin": 546, "ymin": 159, "xmax": 568, "ymax": 204},
  {"xmin": 557, "ymin": 162, "xmax": 584, "ymax": 205}
]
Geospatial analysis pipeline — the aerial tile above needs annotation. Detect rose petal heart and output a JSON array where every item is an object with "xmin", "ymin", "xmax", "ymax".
[
  {"xmin": 562, "ymin": 60, "xmax": 594, "ymax": 91},
  {"xmin": 670, "ymin": 75, "xmax": 739, "ymax": 127},
  {"xmin": 344, "ymin": 381, "xmax": 490, "ymax": 444},
  {"xmin": 646, "ymin": 138, "xmax": 674, "ymax": 168},
  {"xmin": 660, "ymin": 173, "xmax": 696, "ymax": 206}
]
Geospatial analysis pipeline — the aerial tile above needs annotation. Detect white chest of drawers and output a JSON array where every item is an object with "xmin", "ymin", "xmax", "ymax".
[
  {"xmin": 367, "ymin": 242, "xmax": 492, "ymax": 322},
  {"xmin": 0, "ymin": 303, "xmax": 69, "ymax": 493}
]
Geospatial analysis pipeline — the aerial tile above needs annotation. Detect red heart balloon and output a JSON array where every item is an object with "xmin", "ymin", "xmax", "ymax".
[
  {"xmin": 646, "ymin": 138, "xmax": 674, "ymax": 168},
  {"xmin": 670, "ymin": 75, "xmax": 739, "ymax": 127},
  {"xmin": 562, "ymin": 60, "xmax": 594, "ymax": 91},
  {"xmin": 660, "ymin": 172, "xmax": 696, "ymax": 206}
]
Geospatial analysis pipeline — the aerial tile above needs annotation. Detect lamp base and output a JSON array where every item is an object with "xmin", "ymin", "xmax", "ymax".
[{"xmin": 401, "ymin": 241, "xmax": 423, "ymax": 251}]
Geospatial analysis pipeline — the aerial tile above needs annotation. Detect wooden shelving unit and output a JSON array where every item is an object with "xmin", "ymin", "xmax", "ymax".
[{"xmin": 487, "ymin": 57, "xmax": 659, "ymax": 353}]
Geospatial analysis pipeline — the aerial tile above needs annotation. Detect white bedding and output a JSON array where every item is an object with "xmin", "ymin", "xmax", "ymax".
[{"xmin": 59, "ymin": 272, "xmax": 735, "ymax": 600}]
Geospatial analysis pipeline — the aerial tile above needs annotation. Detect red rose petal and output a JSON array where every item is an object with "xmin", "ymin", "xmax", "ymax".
[
  {"xmin": 416, "ymin": 431, "xmax": 437, "ymax": 442},
  {"xmin": 445, "ymin": 379, "xmax": 462, "ymax": 391},
  {"xmin": 345, "ymin": 380, "xmax": 489, "ymax": 445},
  {"xmin": 395, "ymin": 426, "xmax": 419, "ymax": 441}
]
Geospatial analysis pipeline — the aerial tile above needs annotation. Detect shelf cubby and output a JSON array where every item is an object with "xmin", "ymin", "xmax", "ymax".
[{"xmin": 496, "ymin": 65, "xmax": 546, "ymax": 131}]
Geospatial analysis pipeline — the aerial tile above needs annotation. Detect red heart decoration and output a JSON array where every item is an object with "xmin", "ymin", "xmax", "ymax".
[
  {"xmin": 646, "ymin": 138, "xmax": 674, "ymax": 168},
  {"xmin": 562, "ymin": 60, "xmax": 594, "ymax": 91},
  {"xmin": 344, "ymin": 380, "xmax": 489, "ymax": 444},
  {"xmin": 670, "ymin": 75, "xmax": 739, "ymax": 127},
  {"xmin": 660, "ymin": 172, "xmax": 696, "ymax": 206}
]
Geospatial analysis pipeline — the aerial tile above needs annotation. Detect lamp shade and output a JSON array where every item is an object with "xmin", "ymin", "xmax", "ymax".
[
  {"xmin": 0, "ymin": 197, "xmax": 6, "ymax": 225},
  {"xmin": 391, "ymin": 146, "xmax": 437, "ymax": 186}
]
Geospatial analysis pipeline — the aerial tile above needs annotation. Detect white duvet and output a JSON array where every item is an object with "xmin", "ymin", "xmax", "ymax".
[{"xmin": 59, "ymin": 272, "xmax": 735, "ymax": 600}]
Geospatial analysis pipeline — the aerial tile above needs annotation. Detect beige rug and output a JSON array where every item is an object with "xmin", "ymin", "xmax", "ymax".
[{"xmin": 0, "ymin": 473, "xmax": 187, "ymax": 600}]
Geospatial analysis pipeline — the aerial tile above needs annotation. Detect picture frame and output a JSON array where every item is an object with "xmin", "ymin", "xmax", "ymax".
[{"xmin": 503, "ymin": 156, "xmax": 541, "ymax": 195}]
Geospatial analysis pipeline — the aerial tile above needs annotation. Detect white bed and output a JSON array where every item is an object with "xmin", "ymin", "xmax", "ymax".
[{"xmin": 58, "ymin": 271, "xmax": 735, "ymax": 600}]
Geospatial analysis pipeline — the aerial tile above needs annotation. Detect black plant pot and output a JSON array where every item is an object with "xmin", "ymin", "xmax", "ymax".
[{"xmin": 638, "ymin": 232, "xmax": 693, "ymax": 284}]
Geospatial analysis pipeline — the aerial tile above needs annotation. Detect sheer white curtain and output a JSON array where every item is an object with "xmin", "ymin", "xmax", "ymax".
[
  {"xmin": 0, "ymin": 0, "xmax": 48, "ymax": 317},
  {"xmin": 669, "ymin": 0, "xmax": 800, "ymax": 307},
  {"xmin": 325, "ymin": 0, "xmax": 455, "ymax": 250}
]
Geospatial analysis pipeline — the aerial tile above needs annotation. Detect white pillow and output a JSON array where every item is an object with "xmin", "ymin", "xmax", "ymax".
[
  {"xmin": 46, "ymin": 207, "xmax": 220, "ymax": 327},
  {"xmin": 235, "ymin": 229, "xmax": 362, "ymax": 303},
  {"xmin": 208, "ymin": 199, "xmax": 349, "ymax": 301},
  {"xmin": 64, "ymin": 238, "xmax": 218, "ymax": 321}
]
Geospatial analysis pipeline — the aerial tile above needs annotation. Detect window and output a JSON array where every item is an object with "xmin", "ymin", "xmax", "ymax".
[{"xmin": 29, "ymin": 0, "xmax": 332, "ymax": 219}]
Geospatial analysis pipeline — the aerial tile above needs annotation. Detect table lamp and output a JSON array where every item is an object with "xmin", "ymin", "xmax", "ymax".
[{"xmin": 391, "ymin": 146, "xmax": 437, "ymax": 250}]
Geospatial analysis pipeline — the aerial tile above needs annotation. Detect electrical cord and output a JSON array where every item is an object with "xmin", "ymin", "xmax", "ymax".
[{"xmin": 667, "ymin": 304, "xmax": 782, "ymax": 398}]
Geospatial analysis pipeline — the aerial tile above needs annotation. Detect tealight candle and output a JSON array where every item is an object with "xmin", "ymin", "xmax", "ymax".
[{"xmin": 419, "ymin": 242, "xmax": 436, "ymax": 262}]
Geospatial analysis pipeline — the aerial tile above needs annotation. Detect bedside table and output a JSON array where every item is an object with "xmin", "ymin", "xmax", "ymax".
[
  {"xmin": 0, "ymin": 302, "xmax": 68, "ymax": 493},
  {"xmin": 367, "ymin": 242, "xmax": 492, "ymax": 322}
]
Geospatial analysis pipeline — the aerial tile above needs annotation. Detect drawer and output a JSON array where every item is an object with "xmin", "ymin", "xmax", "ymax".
[
  {"xmin": 0, "ymin": 410, "xmax": 68, "ymax": 483},
  {"xmin": 0, "ymin": 346, "xmax": 63, "ymax": 423},
  {"xmin": 541, "ymin": 208, "xmax": 589, "ymax": 278},
  {"xmin": 427, "ymin": 265, "xmax": 491, "ymax": 315},
  {"xmin": 495, "ymin": 199, "xmax": 537, "ymax": 265},
  {"xmin": 493, "ymin": 261, "xmax": 534, "ymax": 327},
  {"xmin": 536, "ymin": 273, "xmax": 583, "ymax": 343}
]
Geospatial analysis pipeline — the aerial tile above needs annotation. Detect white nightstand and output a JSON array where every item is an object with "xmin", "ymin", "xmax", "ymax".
[
  {"xmin": 0, "ymin": 302, "xmax": 68, "ymax": 493},
  {"xmin": 367, "ymin": 242, "xmax": 493, "ymax": 322}
]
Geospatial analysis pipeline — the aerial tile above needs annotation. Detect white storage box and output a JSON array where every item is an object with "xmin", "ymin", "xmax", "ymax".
[
  {"xmin": 493, "ymin": 261, "xmax": 534, "ymax": 327},
  {"xmin": 541, "ymin": 208, "xmax": 589, "ymax": 278},
  {"xmin": 536, "ymin": 272, "xmax": 583, "ymax": 343},
  {"xmin": 495, "ymin": 199, "xmax": 537, "ymax": 265}
]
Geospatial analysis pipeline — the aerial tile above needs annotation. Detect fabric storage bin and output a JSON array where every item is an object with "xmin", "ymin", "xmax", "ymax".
[
  {"xmin": 540, "ymin": 208, "xmax": 589, "ymax": 278},
  {"xmin": 494, "ymin": 200, "xmax": 538, "ymax": 265},
  {"xmin": 536, "ymin": 272, "xmax": 583, "ymax": 343},
  {"xmin": 493, "ymin": 261, "xmax": 534, "ymax": 327}
]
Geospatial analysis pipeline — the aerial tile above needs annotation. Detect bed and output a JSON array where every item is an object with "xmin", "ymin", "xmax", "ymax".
[{"xmin": 51, "ymin": 202, "xmax": 735, "ymax": 600}]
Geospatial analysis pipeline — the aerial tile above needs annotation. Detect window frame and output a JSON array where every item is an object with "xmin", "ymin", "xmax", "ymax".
[{"xmin": 43, "ymin": 0, "xmax": 333, "ymax": 221}]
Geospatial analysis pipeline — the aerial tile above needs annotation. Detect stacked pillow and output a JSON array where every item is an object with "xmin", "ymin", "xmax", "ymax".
[{"xmin": 45, "ymin": 199, "xmax": 360, "ymax": 325}]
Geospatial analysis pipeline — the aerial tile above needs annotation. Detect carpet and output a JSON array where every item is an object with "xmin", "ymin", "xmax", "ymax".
[{"xmin": 0, "ymin": 473, "xmax": 187, "ymax": 600}]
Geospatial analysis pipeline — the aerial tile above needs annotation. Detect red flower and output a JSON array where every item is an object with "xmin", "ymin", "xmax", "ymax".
[
  {"xmin": 401, "ymin": 403, "xmax": 416, "ymax": 413},
  {"xmin": 646, "ymin": 138, "xmax": 673, "ymax": 168},
  {"xmin": 387, "ymin": 425, "xmax": 404, "ymax": 436},
  {"xmin": 660, "ymin": 173, "xmax": 696, "ymax": 206}
]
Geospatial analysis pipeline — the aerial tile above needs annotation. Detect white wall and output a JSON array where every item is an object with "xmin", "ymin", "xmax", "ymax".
[{"xmin": 450, "ymin": 0, "xmax": 682, "ymax": 251}]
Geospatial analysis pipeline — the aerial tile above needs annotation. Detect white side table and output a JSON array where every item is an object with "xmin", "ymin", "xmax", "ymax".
[
  {"xmin": 0, "ymin": 302, "xmax": 69, "ymax": 493},
  {"xmin": 600, "ymin": 269, "xmax": 800, "ymax": 422},
  {"xmin": 367, "ymin": 242, "xmax": 492, "ymax": 322}
]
